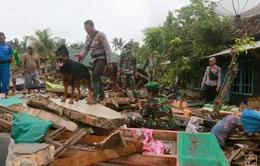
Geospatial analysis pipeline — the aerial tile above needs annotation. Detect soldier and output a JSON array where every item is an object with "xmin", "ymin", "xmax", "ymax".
[
  {"xmin": 117, "ymin": 43, "xmax": 137, "ymax": 97},
  {"xmin": 0, "ymin": 32, "xmax": 14, "ymax": 98},
  {"xmin": 134, "ymin": 82, "xmax": 175, "ymax": 130},
  {"xmin": 78, "ymin": 20, "xmax": 113, "ymax": 103},
  {"xmin": 8, "ymin": 41, "xmax": 21, "ymax": 92}
]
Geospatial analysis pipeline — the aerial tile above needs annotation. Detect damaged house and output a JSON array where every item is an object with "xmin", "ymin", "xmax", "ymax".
[{"xmin": 204, "ymin": 6, "xmax": 260, "ymax": 106}]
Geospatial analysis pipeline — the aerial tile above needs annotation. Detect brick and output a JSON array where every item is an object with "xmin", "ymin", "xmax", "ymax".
[
  {"xmin": 14, "ymin": 144, "xmax": 55, "ymax": 166},
  {"xmin": 36, "ymin": 151, "xmax": 43, "ymax": 165},
  {"xmin": 11, "ymin": 104, "xmax": 77, "ymax": 132}
]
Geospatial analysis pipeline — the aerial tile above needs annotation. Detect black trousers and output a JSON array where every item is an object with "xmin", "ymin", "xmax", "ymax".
[{"xmin": 205, "ymin": 84, "xmax": 217, "ymax": 103}]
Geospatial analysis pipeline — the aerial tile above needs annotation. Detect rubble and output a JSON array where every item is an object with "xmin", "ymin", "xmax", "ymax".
[
  {"xmin": 13, "ymin": 143, "xmax": 55, "ymax": 166},
  {"xmin": 9, "ymin": 104, "xmax": 78, "ymax": 132},
  {"xmin": 1, "ymin": 75, "xmax": 259, "ymax": 165},
  {"xmin": 27, "ymin": 95, "xmax": 125, "ymax": 129}
]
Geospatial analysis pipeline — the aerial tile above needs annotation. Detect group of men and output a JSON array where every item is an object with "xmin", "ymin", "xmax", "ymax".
[{"xmin": 0, "ymin": 32, "xmax": 41, "ymax": 98}]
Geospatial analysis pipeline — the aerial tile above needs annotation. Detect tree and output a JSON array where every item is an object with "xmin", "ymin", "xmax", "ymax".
[
  {"xmin": 24, "ymin": 28, "xmax": 56, "ymax": 58},
  {"xmin": 211, "ymin": 36, "xmax": 255, "ymax": 118},
  {"xmin": 143, "ymin": 0, "xmax": 233, "ymax": 85},
  {"xmin": 111, "ymin": 37, "xmax": 125, "ymax": 54},
  {"xmin": 9, "ymin": 38, "xmax": 27, "ymax": 54},
  {"xmin": 69, "ymin": 41, "xmax": 84, "ymax": 50},
  {"xmin": 55, "ymin": 38, "xmax": 67, "ymax": 48}
]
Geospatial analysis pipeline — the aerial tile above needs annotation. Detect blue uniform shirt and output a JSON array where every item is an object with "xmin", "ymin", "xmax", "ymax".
[{"xmin": 0, "ymin": 42, "xmax": 14, "ymax": 61}]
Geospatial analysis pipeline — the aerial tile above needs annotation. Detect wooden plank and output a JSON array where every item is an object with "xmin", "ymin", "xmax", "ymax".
[
  {"xmin": 51, "ymin": 130, "xmax": 126, "ymax": 149},
  {"xmin": 107, "ymin": 154, "xmax": 177, "ymax": 166},
  {"xmin": 119, "ymin": 128, "xmax": 178, "ymax": 141},
  {"xmin": 228, "ymin": 149, "xmax": 242, "ymax": 164},
  {"xmin": 46, "ymin": 127, "xmax": 66, "ymax": 139},
  {"xmin": 54, "ymin": 128, "xmax": 88, "ymax": 156},
  {"xmin": 0, "ymin": 117, "xmax": 12, "ymax": 130},
  {"xmin": 50, "ymin": 141, "xmax": 143, "ymax": 166}
]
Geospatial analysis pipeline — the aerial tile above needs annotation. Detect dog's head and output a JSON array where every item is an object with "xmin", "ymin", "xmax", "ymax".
[{"xmin": 55, "ymin": 45, "xmax": 69, "ymax": 67}]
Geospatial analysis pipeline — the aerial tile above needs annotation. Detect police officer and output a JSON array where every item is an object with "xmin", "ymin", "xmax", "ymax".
[
  {"xmin": 0, "ymin": 32, "xmax": 14, "ymax": 98},
  {"xmin": 78, "ymin": 20, "xmax": 113, "ymax": 103}
]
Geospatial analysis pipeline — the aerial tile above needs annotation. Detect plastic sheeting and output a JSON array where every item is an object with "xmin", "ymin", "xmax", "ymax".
[
  {"xmin": 9, "ymin": 78, "xmax": 46, "ymax": 90},
  {"xmin": 178, "ymin": 132, "xmax": 229, "ymax": 166},
  {"xmin": 11, "ymin": 112, "xmax": 52, "ymax": 144},
  {"xmin": 241, "ymin": 109, "xmax": 260, "ymax": 134}
]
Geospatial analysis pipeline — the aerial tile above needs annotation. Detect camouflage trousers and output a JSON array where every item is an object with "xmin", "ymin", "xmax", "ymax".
[
  {"xmin": 120, "ymin": 74, "xmax": 137, "ymax": 97},
  {"xmin": 133, "ymin": 117, "xmax": 175, "ymax": 130}
]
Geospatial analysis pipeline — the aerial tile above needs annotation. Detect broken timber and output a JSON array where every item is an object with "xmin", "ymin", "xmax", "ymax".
[
  {"xmin": 50, "ymin": 140, "xmax": 143, "ymax": 166},
  {"xmin": 48, "ymin": 129, "xmax": 126, "ymax": 149},
  {"xmin": 27, "ymin": 95, "xmax": 125, "ymax": 129}
]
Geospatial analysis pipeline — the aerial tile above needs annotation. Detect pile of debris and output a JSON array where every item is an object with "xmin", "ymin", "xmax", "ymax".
[{"xmin": 1, "ymin": 85, "xmax": 260, "ymax": 165}]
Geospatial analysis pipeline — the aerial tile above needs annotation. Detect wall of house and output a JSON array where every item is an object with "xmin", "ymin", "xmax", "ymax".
[{"xmin": 229, "ymin": 51, "xmax": 260, "ymax": 106}]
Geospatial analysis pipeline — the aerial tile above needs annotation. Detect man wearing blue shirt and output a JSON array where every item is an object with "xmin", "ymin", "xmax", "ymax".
[{"xmin": 0, "ymin": 32, "xmax": 14, "ymax": 98}]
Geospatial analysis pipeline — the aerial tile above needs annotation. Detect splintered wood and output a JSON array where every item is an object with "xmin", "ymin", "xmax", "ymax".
[{"xmin": 26, "ymin": 95, "xmax": 125, "ymax": 129}]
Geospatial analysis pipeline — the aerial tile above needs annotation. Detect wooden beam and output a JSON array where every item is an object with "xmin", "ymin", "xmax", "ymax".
[
  {"xmin": 119, "ymin": 128, "xmax": 178, "ymax": 141},
  {"xmin": 50, "ymin": 141, "xmax": 143, "ymax": 166},
  {"xmin": 107, "ymin": 154, "xmax": 177, "ymax": 166},
  {"xmin": 54, "ymin": 128, "xmax": 88, "ymax": 156},
  {"xmin": 50, "ymin": 130, "xmax": 126, "ymax": 149}
]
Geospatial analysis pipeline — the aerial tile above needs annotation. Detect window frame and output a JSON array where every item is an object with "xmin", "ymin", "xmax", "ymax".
[{"xmin": 230, "ymin": 59, "xmax": 253, "ymax": 96}]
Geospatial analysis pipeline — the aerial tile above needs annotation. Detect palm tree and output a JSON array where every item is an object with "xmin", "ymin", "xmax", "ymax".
[
  {"xmin": 111, "ymin": 37, "xmax": 119, "ymax": 52},
  {"xmin": 24, "ymin": 28, "xmax": 56, "ymax": 58},
  {"xmin": 117, "ymin": 38, "xmax": 125, "ymax": 51},
  {"xmin": 55, "ymin": 38, "xmax": 67, "ymax": 48}
]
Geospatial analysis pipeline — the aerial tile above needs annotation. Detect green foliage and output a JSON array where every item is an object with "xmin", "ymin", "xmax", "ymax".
[
  {"xmin": 69, "ymin": 41, "xmax": 84, "ymax": 50},
  {"xmin": 232, "ymin": 37, "xmax": 255, "ymax": 55},
  {"xmin": 24, "ymin": 28, "xmax": 56, "ymax": 58},
  {"xmin": 141, "ymin": 0, "xmax": 233, "ymax": 85}
]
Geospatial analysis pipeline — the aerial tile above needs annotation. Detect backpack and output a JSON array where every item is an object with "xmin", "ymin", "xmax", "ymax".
[{"xmin": 209, "ymin": 67, "xmax": 218, "ymax": 80}]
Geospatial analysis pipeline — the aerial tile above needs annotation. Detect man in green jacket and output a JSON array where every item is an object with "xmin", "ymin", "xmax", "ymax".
[{"xmin": 8, "ymin": 41, "xmax": 21, "ymax": 92}]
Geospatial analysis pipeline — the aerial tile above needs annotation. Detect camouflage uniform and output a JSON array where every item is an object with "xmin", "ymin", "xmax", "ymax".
[
  {"xmin": 117, "ymin": 44, "xmax": 137, "ymax": 97},
  {"xmin": 135, "ymin": 82, "xmax": 175, "ymax": 130}
]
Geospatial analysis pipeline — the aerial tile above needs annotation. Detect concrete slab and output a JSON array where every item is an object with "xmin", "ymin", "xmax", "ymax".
[
  {"xmin": 50, "ymin": 98, "xmax": 122, "ymax": 120},
  {"xmin": 13, "ymin": 143, "xmax": 49, "ymax": 154},
  {"xmin": 27, "ymin": 95, "xmax": 125, "ymax": 129}
]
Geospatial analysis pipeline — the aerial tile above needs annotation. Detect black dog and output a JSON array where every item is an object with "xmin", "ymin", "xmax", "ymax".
[{"xmin": 55, "ymin": 45, "xmax": 93, "ymax": 104}]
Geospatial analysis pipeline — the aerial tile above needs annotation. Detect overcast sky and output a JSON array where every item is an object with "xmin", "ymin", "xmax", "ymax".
[{"xmin": 2, "ymin": 0, "xmax": 260, "ymax": 45}]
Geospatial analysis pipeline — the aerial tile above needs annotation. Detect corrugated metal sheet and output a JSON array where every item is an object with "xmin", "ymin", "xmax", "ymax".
[{"xmin": 203, "ymin": 40, "xmax": 260, "ymax": 58}]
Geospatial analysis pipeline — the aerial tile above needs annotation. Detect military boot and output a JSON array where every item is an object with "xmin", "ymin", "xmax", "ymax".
[
  {"xmin": 98, "ymin": 82, "xmax": 105, "ymax": 101},
  {"xmin": 92, "ymin": 81, "xmax": 100, "ymax": 104}
]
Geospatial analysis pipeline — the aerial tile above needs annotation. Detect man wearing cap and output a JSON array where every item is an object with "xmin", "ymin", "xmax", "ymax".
[
  {"xmin": 22, "ymin": 45, "xmax": 40, "ymax": 94},
  {"xmin": 8, "ymin": 41, "xmax": 21, "ymax": 92},
  {"xmin": 117, "ymin": 42, "xmax": 138, "ymax": 97},
  {"xmin": 201, "ymin": 57, "xmax": 221, "ymax": 103},
  {"xmin": 78, "ymin": 20, "xmax": 113, "ymax": 103},
  {"xmin": 0, "ymin": 32, "xmax": 14, "ymax": 98},
  {"xmin": 134, "ymin": 82, "xmax": 175, "ymax": 130}
]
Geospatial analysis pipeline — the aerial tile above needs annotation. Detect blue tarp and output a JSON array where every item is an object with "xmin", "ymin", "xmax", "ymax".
[{"xmin": 241, "ymin": 109, "xmax": 260, "ymax": 134}]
